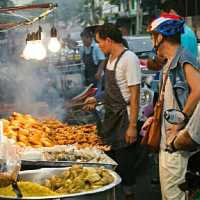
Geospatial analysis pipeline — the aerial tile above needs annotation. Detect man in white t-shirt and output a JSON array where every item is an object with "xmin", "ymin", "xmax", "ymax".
[{"xmin": 84, "ymin": 23, "xmax": 141, "ymax": 200}]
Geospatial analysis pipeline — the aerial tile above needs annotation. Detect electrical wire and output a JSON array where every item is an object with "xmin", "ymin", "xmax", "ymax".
[
  {"xmin": 5, "ymin": 12, "xmax": 32, "ymax": 22},
  {"xmin": 0, "ymin": 8, "xmax": 55, "ymax": 32},
  {"xmin": 0, "ymin": 3, "xmax": 57, "ymax": 32}
]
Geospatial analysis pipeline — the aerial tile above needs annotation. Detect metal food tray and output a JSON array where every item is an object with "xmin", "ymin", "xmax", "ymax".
[
  {"xmin": 21, "ymin": 159, "xmax": 117, "ymax": 170},
  {"xmin": 0, "ymin": 167, "xmax": 121, "ymax": 200},
  {"xmin": 20, "ymin": 146, "xmax": 117, "ymax": 170}
]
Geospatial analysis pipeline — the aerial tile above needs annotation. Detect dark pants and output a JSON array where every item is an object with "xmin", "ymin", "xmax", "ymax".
[{"xmin": 107, "ymin": 144, "xmax": 138, "ymax": 186}]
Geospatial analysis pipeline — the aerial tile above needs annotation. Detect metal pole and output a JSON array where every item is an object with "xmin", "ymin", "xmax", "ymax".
[
  {"xmin": 91, "ymin": 0, "xmax": 95, "ymax": 25},
  {"xmin": 140, "ymin": 2, "xmax": 143, "ymax": 34},
  {"xmin": 136, "ymin": 0, "xmax": 140, "ymax": 35}
]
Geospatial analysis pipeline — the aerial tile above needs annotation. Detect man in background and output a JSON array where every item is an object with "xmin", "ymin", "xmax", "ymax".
[{"xmin": 80, "ymin": 28, "xmax": 105, "ymax": 87}]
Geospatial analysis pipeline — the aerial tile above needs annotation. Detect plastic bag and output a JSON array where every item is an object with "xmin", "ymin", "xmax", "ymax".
[{"xmin": 0, "ymin": 134, "xmax": 21, "ymax": 187}]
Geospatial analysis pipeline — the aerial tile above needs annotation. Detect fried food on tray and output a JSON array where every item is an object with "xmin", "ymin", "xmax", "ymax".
[
  {"xmin": 0, "ymin": 181, "xmax": 58, "ymax": 197},
  {"xmin": 43, "ymin": 165, "xmax": 114, "ymax": 194},
  {"xmin": 3, "ymin": 112, "xmax": 110, "ymax": 151},
  {"xmin": 43, "ymin": 147, "xmax": 111, "ymax": 163}
]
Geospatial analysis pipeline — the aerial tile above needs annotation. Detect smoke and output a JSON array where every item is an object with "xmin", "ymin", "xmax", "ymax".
[
  {"xmin": 0, "ymin": 18, "xmax": 84, "ymax": 121},
  {"xmin": 0, "ymin": 62, "xmax": 66, "ymax": 120}
]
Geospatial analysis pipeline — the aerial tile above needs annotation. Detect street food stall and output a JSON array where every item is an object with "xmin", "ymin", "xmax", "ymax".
[
  {"xmin": 0, "ymin": 3, "xmax": 121, "ymax": 200},
  {"xmin": 0, "ymin": 112, "xmax": 120, "ymax": 199}
]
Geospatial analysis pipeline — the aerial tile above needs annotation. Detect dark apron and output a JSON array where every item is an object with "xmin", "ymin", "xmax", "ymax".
[
  {"xmin": 82, "ymin": 46, "xmax": 97, "ymax": 86},
  {"xmin": 102, "ymin": 50, "xmax": 130, "ymax": 150}
]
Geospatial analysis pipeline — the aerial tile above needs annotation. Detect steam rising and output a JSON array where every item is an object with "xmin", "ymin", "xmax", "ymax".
[
  {"xmin": 0, "ymin": 62, "xmax": 66, "ymax": 120},
  {"xmin": 0, "ymin": 2, "xmax": 84, "ymax": 121}
]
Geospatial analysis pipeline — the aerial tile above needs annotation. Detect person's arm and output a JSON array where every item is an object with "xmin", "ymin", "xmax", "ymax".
[
  {"xmin": 173, "ymin": 102, "xmax": 200, "ymax": 151},
  {"xmin": 182, "ymin": 63, "xmax": 200, "ymax": 116},
  {"xmin": 166, "ymin": 64, "xmax": 200, "ymax": 150},
  {"xmin": 95, "ymin": 90, "xmax": 105, "ymax": 102},
  {"xmin": 125, "ymin": 84, "xmax": 140, "ymax": 144},
  {"xmin": 94, "ymin": 45, "xmax": 106, "ymax": 80},
  {"xmin": 140, "ymin": 52, "xmax": 166, "ymax": 71},
  {"xmin": 95, "ymin": 60, "xmax": 106, "ymax": 80},
  {"xmin": 146, "ymin": 57, "xmax": 163, "ymax": 70},
  {"xmin": 129, "ymin": 85, "xmax": 140, "ymax": 127},
  {"xmin": 124, "ymin": 53, "xmax": 141, "ymax": 144},
  {"xmin": 173, "ymin": 129, "xmax": 199, "ymax": 151},
  {"xmin": 83, "ymin": 89, "xmax": 105, "ymax": 111}
]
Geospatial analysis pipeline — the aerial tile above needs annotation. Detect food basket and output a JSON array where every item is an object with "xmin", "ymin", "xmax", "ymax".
[
  {"xmin": 0, "ymin": 167, "xmax": 121, "ymax": 200},
  {"xmin": 20, "ymin": 145, "xmax": 117, "ymax": 170}
]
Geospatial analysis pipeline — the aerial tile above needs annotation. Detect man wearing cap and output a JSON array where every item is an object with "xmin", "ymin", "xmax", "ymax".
[{"xmin": 143, "ymin": 14, "xmax": 200, "ymax": 199}]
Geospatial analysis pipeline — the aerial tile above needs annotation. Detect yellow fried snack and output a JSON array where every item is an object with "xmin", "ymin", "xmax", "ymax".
[
  {"xmin": 0, "ymin": 181, "xmax": 58, "ymax": 197},
  {"xmin": 3, "ymin": 112, "xmax": 110, "ymax": 151}
]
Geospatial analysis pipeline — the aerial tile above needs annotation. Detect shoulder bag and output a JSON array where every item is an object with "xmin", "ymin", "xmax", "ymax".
[{"xmin": 141, "ymin": 62, "xmax": 171, "ymax": 152}]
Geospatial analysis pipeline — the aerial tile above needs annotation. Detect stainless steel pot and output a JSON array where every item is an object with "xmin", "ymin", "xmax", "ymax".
[{"xmin": 0, "ymin": 167, "xmax": 121, "ymax": 200}]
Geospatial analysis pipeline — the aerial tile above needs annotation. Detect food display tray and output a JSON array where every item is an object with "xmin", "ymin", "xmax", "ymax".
[
  {"xmin": 20, "ymin": 145, "xmax": 117, "ymax": 170},
  {"xmin": 21, "ymin": 159, "xmax": 117, "ymax": 170},
  {"xmin": 0, "ymin": 167, "xmax": 121, "ymax": 200}
]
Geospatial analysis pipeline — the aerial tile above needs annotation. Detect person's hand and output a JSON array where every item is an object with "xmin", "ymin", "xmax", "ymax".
[
  {"xmin": 166, "ymin": 124, "xmax": 184, "ymax": 146},
  {"xmin": 83, "ymin": 97, "xmax": 97, "ymax": 111},
  {"xmin": 140, "ymin": 116, "xmax": 154, "ymax": 137},
  {"xmin": 125, "ymin": 125, "xmax": 137, "ymax": 144},
  {"xmin": 141, "ymin": 117, "xmax": 154, "ymax": 131}
]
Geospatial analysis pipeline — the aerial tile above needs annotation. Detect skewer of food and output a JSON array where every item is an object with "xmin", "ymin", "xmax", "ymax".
[{"xmin": 3, "ymin": 112, "xmax": 110, "ymax": 151}]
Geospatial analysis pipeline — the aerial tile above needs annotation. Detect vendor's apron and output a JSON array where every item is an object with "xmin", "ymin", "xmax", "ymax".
[
  {"xmin": 102, "ymin": 50, "xmax": 130, "ymax": 150},
  {"xmin": 82, "ymin": 47, "xmax": 97, "ymax": 86}
]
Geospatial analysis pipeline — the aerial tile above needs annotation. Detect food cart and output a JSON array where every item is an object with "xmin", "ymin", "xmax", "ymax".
[{"xmin": 0, "ymin": 112, "xmax": 120, "ymax": 199}]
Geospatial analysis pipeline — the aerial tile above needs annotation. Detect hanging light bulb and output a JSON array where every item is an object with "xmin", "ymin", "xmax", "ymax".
[
  {"xmin": 22, "ymin": 27, "xmax": 47, "ymax": 61},
  {"xmin": 34, "ymin": 27, "xmax": 47, "ymax": 60},
  {"xmin": 22, "ymin": 33, "xmax": 31, "ymax": 60},
  {"xmin": 29, "ymin": 32, "xmax": 39, "ymax": 60},
  {"xmin": 22, "ymin": 33, "xmax": 34, "ymax": 60},
  {"xmin": 48, "ymin": 26, "xmax": 61, "ymax": 53},
  {"xmin": 35, "ymin": 41, "xmax": 47, "ymax": 60}
]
